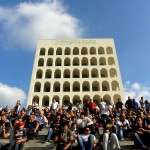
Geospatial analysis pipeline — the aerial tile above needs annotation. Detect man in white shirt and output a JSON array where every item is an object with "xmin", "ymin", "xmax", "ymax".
[{"xmin": 51, "ymin": 99, "xmax": 59, "ymax": 113}]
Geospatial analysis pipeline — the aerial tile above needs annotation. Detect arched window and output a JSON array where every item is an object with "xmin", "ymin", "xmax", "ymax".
[
  {"xmin": 111, "ymin": 81, "xmax": 120, "ymax": 91},
  {"xmin": 39, "ymin": 48, "xmax": 46, "ymax": 55},
  {"xmin": 73, "ymin": 47, "xmax": 79, "ymax": 55},
  {"xmin": 82, "ymin": 81, "xmax": 90, "ymax": 91},
  {"xmin": 81, "ymin": 47, "xmax": 88, "ymax": 55},
  {"xmin": 99, "ymin": 57, "xmax": 106, "ymax": 65},
  {"xmin": 113, "ymin": 94, "xmax": 121, "ymax": 104},
  {"xmin": 98, "ymin": 47, "xmax": 105, "ymax": 54},
  {"xmin": 83, "ymin": 95, "xmax": 91, "ymax": 104},
  {"xmin": 48, "ymin": 48, "xmax": 54, "ymax": 55},
  {"xmin": 63, "ymin": 69, "xmax": 70, "ymax": 78},
  {"xmin": 54, "ymin": 69, "xmax": 61, "ymax": 78},
  {"xmin": 42, "ymin": 96, "xmax": 49, "ymax": 107},
  {"xmin": 47, "ymin": 58, "xmax": 53, "ymax": 66},
  {"xmin": 64, "ymin": 58, "xmax": 70, "ymax": 66},
  {"xmin": 101, "ymin": 68, "xmax": 108, "ymax": 78},
  {"xmin": 110, "ymin": 68, "xmax": 117, "ymax": 77},
  {"xmin": 53, "ymin": 82, "xmax": 60, "ymax": 92},
  {"xmin": 108, "ymin": 57, "xmax": 115, "ymax": 65},
  {"xmin": 64, "ymin": 47, "xmax": 71, "ymax": 55},
  {"xmin": 44, "ymin": 82, "xmax": 50, "ymax": 92},
  {"xmin": 63, "ymin": 96, "xmax": 70, "ymax": 106},
  {"xmin": 73, "ymin": 95, "xmax": 81, "ymax": 105},
  {"xmin": 106, "ymin": 47, "xmax": 113, "ymax": 54},
  {"xmin": 90, "ymin": 57, "xmax": 97, "ymax": 65},
  {"xmin": 55, "ymin": 58, "xmax": 61, "ymax": 66},
  {"xmin": 73, "ymin": 57, "xmax": 79, "ymax": 66},
  {"xmin": 56, "ymin": 47, "xmax": 62, "ymax": 55},
  {"xmin": 103, "ymin": 95, "xmax": 111, "ymax": 105},
  {"xmin": 45, "ymin": 69, "xmax": 52, "ymax": 78},
  {"xmin": 90, "ymin": 47, "xmax": 96, "ymax": 54},
  {"xmin": 32, "ymin": 96, "xmax": 39, "ymax": 105},
  {"xmin": 82, "ymin": 69, "xmax": 89, "ymax": 78},
  {"xmin": 38, "ymin": 58, "xmax": 44, "ymax": 66},
  {"xmin": 91, "ymin": 68, "xmax": 99, "ymax": 78},
  {"xmin": 63, "ymin": 82, "xmax": 70, "ymax": 92},
  {"xmin": 92, "ymin": 81, "xmax": 100, "ymax": 91},
  {"xmin": 73, "ymin": 69, "xmax": 80, "ymax": 78},
  {"xmin": 81, "ymin": 57, "xmax": 88, "ymax": 66},
  {"xmin": 102, "ymin": 81, "xmax": 110, "ymax": 91},
  {"xmin": 34, "ymin": 82, "xmax": 41, "ymax": 92},
  {"xmin": 36, "ymin": 69, "xmax": 43, "ymax": 79},
  {"xmin": 93, "ymin": 95, "xmax": 101, "ymax": 105},
  {"xmin": 73, "ymin": 81, "xmax": 80, "ymax": 91},
  {"xmin": 52, "ymin": 95, "xmax": 60, "ymax": 103}
]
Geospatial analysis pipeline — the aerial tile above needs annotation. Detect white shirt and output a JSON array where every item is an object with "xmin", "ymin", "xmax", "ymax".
[{"xmin": 51, "ymin": 101, "xmax": 58, "ymax": 110}]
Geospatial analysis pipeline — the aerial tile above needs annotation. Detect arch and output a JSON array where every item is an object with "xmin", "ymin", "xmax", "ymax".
[
  {"xmin": 63, "ymin": 69, "xmax": 70, "ymax": 78},
  {"xmin": 73, "ymin": 47, "xmax": 79, "ymax": 55},
  {"xmin": 52, "ymin": 95, "xmax": 60, "ymax": 103},
  {"xmin": 99, "ymin": 57, "xmax": 106, "ymax": 65},
  {"xmin": 38, "ymin": 58, "xmax": 44, "ymax": 66},
  {"xmin": 103, "ymin": 94, "xmax": 111, "ymax": 105},
  {"xmin": 42, "ymin": 96, "xmax": 49, "ymax": 107},
  {"xmin": 102, "ymin": 81, "xmax": 110, "ymax": 91},
  {"xmin": 56, "ymin": 47, "xmax": 62, "ymax": 55},
  {"xmin": 93, "ymin": 95, "xmax": 101, "ymax": 105},
  {"xmin": 55, "ymin": 58, "xmax": 61, "ymax": 66},
  {"xmin": 73, "ymin": 57, "xmax": 79, "ymax": 66},
  {"xmin": 73, "ymin": 69, "xmax": 80, "ymax": 78},
  {"xmin": 90, "ymin": 57, "xmax": 97, "ymax": 65},
  {"xmin": 63, "ymin": 82, "xmax": 70, "ymax": 92},
  {"xmin": 113, "ymin": 94, "xmax": 121, "ymax": 104},
  {"xmin": 92, "ymin": 81, "xmax": 100, "ymax": 91},
  {"xmin": 34, "ymin": 82, "xmax": 41, "ymax": 92},
  {"xmin": 36, "ymin": 69, "xmax": 43, "ymax": 79},
  {"xmin": 63, "ymin": 95, "xmax": 70, "ymax": 106},
  {"xmin": 44, "ymin": 82, "xmax": 51, "ymax": 92},
  {"xmin": 64, "ymin": 58, "xmax": 70, "ymax": 66},
  {"xmin": 39, "ymin": 48, "xmax": 46, "ymax": 55},
  {"xmin": 111, "ymin": 81, "xmax": 120, "ymax": 91},
  {"xmin": 101, "ymin": 68, "xmax": 108, "ymax": 78},
  {"xmin": 110, "ymin": 68, "xmax": 117, "ymax": 77},
  {"xmin": 73, "ymin": 81, "xmax": 80, "ymax": 91},
  {"xmin": 32, "ymin": 96, "xmax": 39, "ymax": 105},
  {"xmin": 81, "ymin": 57, "xmax": 88, "ymax": 66},
  {"xmin": 81, "ymin": 47, "xmax": 88, "ymax": 55},
  {"xmin": 82, "ymin": 81, "xmax": 90, "ymax": 91},
  {"xmin": 48, "ymin": 48, "xmax": 54, "ymax": 55},
  {"xmin": 91, "ymin": 68, "xmax": 99, "ymax": 78},
  {"xmin": 83, "ymin": 95, "xmax": 91, "ymax": 104},
  {"xmin": 45, "ymin": 69, "xmax": 52, "ymax": 78},
  {"xmin": 98, "ymin": 47, "xmax": 105, "ymax": 54},
  {"xmin": 82, "ymin": 69, "xmax": 89, "ymax": 78},
  {"xmin": 54, "ymin": 69, "xmax": 61, "ymax": 78},
  {"xmin": 64, "ymin": 47, "xmax": 71, "ymax": 55},
  {"xmin": 53, "ymin": 82, "xmax": 60, "ymax": 92},
  {"xmin": 106, "ymin": 47, "xmax": 113, "ymax": 54},
  {"xmin": 108, "ymin": 57, "xmax": 115, "ymax": 65},
  {"xmin": 90, "ymin": 47, "xmax": 96, "ymax": 54},
  {"xmin": 73, "ymin": 95, "xmax": 81, "ymax": 105},
  {"xmin": 47, "ymin": 58, "xmax": 53, "ymax": 66}
]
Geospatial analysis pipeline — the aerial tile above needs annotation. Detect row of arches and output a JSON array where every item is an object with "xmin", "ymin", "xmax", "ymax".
[
  {"xmin": 32, "ymin": 94, "xmax": 121, "ymax": 107},
  {"xmin": 39, "ymin": 47, "xmax": 113, "ymax": 56},
  {"xmin": 36, "ymin": 68, "xmax": 117, "ymax": 79},
  {"xmin": 34, "ymin": 81, "xmax": 120, "ymax": 92},
  {"xmin": 38, "ymin": 57, "xmax": 115, "ymax": 67}
]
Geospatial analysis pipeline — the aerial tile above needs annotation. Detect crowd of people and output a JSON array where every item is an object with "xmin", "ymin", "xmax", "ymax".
[{"xmin": 0, "ymin": 97, "xmax": 150, "ymax": 150}]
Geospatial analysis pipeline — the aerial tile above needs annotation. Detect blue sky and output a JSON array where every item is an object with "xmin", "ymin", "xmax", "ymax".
[{"xmin": 0, "ymin": 0, "xmax": 150, "ymax": 106}]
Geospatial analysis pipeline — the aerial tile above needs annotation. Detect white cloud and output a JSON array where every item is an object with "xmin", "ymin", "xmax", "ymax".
[
  {"xmin": 0, "ymin": 82, "xmax": 26, "ymax": 107},
  {"xmin": 124, "ymin": 82, "xmax": 150, "ymax": 101},
  {"xmin": 0, "ymin": 0, "xmax": 83, "ymax": 50}
]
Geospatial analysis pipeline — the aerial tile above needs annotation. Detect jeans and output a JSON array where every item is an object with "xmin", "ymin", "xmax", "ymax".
[
  {"xmin": 47, "ymin": 128, "xmax": 53, "ymax": 140},
  {"xmin": 15, "ymin": 143, "xmax": 24, "ymax": 150},
  {"xmin": 77, "ymin": 134, "xmax": 94, "ymax": 150}
]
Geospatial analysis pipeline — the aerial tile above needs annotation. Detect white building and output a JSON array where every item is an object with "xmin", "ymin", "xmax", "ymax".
[{"xmin": 27, "ymin": 39, "xmax": 124, "ymax": 107}]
